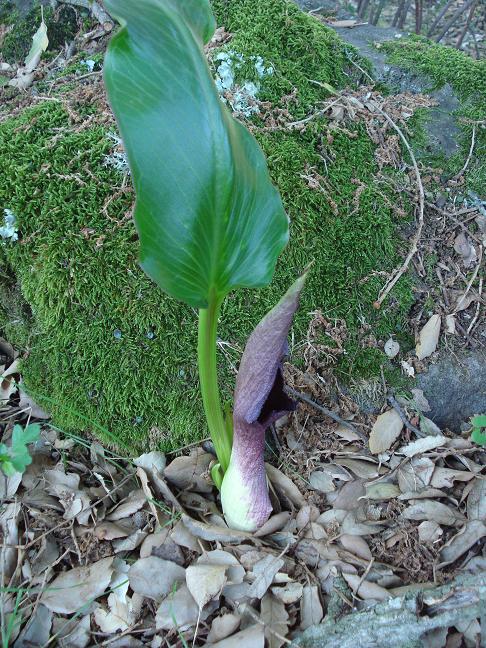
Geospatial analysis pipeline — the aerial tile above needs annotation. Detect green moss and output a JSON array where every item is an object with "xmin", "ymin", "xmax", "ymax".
[{"xmin": 0, "ymin": 0, "xmax": 414, "ymax": 452}]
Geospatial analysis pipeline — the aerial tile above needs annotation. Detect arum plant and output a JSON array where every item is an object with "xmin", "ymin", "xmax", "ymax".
[{"xmin": 104, "ymin": 0, "xmax": 307, "ymax": 531}]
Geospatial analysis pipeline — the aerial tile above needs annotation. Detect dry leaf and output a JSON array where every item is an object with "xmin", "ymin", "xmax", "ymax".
[
  {"xmin": 364, "ymin": 482, "xmax": 400, "ymax": 500},
  {"xmin": 398, "ymin": 457, "xmax": 434, "ymax": 492},
  {"xmin": 271, "ymin": 581, "xmax": 304, "ymax": 604},
  {"xmin": 420, "ymin": 417, "xmax": 442, "ymax": 436},
  {"xmin": 454, "ymin": 232, "xmax": 477, "ymax": 268},
  {"xmin": 128, "ymin": 556, "xmax": 185, "ymax": 601},
  {"xmin": 164, "ymin": 449, "xmax": 212, "ymax": 493},
  {"xmin": 369, "ymin": 409, "xmax": 403, "ymax": 454},
  {"xmin": 261, "ymin": 592, "xmax": 289, "ymax": 648},
  {"xmin": 52, "ymin": 614, "xmax": 90, "ymax": 648},
  {"xmin": 332, "ymin": 479, "xmax": 366, "ymax": 509},
  {"xmin": 14, "ymin": 603, "xmax": 51, "ymax": 647},
  {"xmin": 333, "ymin": 423, "xmax": 361, "ymax": 442},
  {"xmin": 402, "ymin": 500, "xmax": 466, "ymax": 526},
  {"xmin": 156, "ymin": 585, "xmax": 199, "ymax": 631},
  {"xmin": 41, "ymin": 557, "xmax": 114, "ymax": 613},
  {"xmin": 181, "ymin": 513, "xmax": 256, "ymax": 544},
  {"xmin": 343, "ymin": 573, "xmax": 390, "ymax": 601},
  {"xmin": 248, "ymin": 555, "xmax": 284, "ymax": 599},
  {"xmin": 186, "ymin": 564, "xmax": 227, "ymax": 609},
  {"xmin": 309, "ymin": 470, "xmax": 335, "ymax": 493},
  {"xmin": 265, "ymin": 463, "xmax": 306, "ymax": 507},
  {"xmin": 466, "ymin": 479, "xmax": 486, "ymax": 521},
  {"xmin": 300, "ymin": 585, "xmax": 323, "ymax": 630},
  {"xmin": 418, "ymin": 520, "xmax": 443, "ymax": 544},
  {"xmin": 339, "ymin": 534, "xmax": 372, "ymax": 560},
  {"xmin": 255, "ymin": 512, "xmax": 290, "ymax": 537},
  {"xmin": 207, "ymin": 624, "xmax": 265, "ymax": 647},
  {"xmin": 334, "ymin": 458, "xmax": 379, "ymax": 479},
  {"xmin": 431, "ymin": 467, "xmax": 474, "ymax": 489},
  {"xmin": 170, "ymin": 519, "xmax": 200, "ymax": 551},
  {"xmin": 445, "ymin": 314, "xmax": 456, "ymax": 334},
  {"xmin": 207, "ymin": 613, "xmax": 241, "ymax": 643},
  {"xmin": 106, "ymin": 489, "xmax": 146, "ymax": 520},
  {"xmin": 398, "ymin": 436, "xmax": 447, "ymax": 457},
  {"xmin": 198, "ymin": 549, "xmax": 245, "ymax": 586},
  {"xmin": 416, "ymin": 314, "xmax": 441, "ymax": 360},
  {"xmin": 440, "ymin": 521, "xmax": 486, "ymax": 564},
  {"xmin": 384, "ymin": 338, "xmax": 400, "ymax": 358}
]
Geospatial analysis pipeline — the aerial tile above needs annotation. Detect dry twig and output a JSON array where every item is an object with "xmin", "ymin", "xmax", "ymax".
[{"xmin": 373, "ymin": 107, "xmax": 425, "ymax": 309}]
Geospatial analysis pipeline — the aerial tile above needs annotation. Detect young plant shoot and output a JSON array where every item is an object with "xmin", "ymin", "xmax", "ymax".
[{"xmin": 104, "ymin": 0, "xmax": 306, "ymax": 531}]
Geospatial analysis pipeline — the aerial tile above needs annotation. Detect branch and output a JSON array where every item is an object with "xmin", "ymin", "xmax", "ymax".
[
  {"xmin": 373, "ymin": 106, "xmax": 424, "ymax": 309},
  {"xmin": 435, "ymin": 0, "xmax": 476, "ymax": 43},
  {"xmin": 292, "ymin": 573, "xmax": 486, "ymax": 648}
]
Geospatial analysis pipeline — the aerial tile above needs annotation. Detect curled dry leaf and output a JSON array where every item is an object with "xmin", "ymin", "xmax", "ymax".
[
  {"xmin": 416, "ymin": 314, "xmax": 441, "ymax": 360},
  {"xmin": 398, "ymin": 457, "xmax": 434, "ymax": 492},
  {"xmin": 41, "ymin": 557, "xmax": 114, "ymax": 614},
  {"xmin": 339, "ymin": 534, "xmax": 372, "ymax": 561},
  {"xmin": 334, "ymin": 457, "xmax": 380, "ymax": 479},
  {"xmin": 369, "ymin": 409, "xmax": 403, "ymax": 454},
  {"xmin": 342, "ymin": 573, "xmax": 390, "ymax": 601},
  {"xmin": 181, "ymin": 513, "xmax": 257, "ymax": 544},
  {"xmin": 254, "ymin": 511, "xmax": 291, "ymax": 537},
  {"xmin": 364, "ymin": 482, "xmax": 400, "ymax": 500},
  {"xmin": 265, "ymin": 463, "xmax": 306, "ymax": 507},
  {"xmin": 439, "ymin": 520, "xmax": 486, "ymax": 565},
  {"xmin": 431, "ymin": 467, "xmax": 474, "ymax": 489},
  {"xmin": 309, "ymin": 470, "xmax": 335, "ymax": 493}
]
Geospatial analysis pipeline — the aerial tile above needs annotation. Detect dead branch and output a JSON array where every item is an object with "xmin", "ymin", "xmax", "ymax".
[
  {"xmin": 372, "ymin": 107, "xmax": 424, "ymax": 309},
  {"xmin": 435, "ymin": 0, "xmax": 476, "ymax": 43},
  {"xmin": 426, "ymin": 0, "xmax": 455, "ymax": 36},
  {"xmin": 456, "ymin": 0, "xmax": 478, "ymax": 49},
  {"xmin": 292, "ymin": 573, "xmax": 486, "ymax": 648},
  {"xmin": 451, "ymin": 124, "xmax": 477, "ymax": 182}
]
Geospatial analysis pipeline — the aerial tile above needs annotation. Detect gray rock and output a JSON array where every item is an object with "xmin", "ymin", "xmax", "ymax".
[{"xmin": 418, "ymin": 351, "xmax": 486, "ymax": 431}]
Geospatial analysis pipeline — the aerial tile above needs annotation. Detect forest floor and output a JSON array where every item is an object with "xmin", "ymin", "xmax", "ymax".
[{"xmin": 1, "ymin": 1, "xmax": 486, "ymax": 647}]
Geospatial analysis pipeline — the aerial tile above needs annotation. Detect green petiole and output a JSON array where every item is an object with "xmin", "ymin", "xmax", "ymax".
[{"xmin": 197, "ymin": 295, "xmax": 232, "ymax": 475}]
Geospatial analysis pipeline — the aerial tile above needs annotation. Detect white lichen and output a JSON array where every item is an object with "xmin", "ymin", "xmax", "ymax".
[
  {"xmin": 104, "ymin": 132, "xmax": 130, "ymax": 174},
  {"xmin": 213, "ymin": 50, "xmax": 274, "ymax": 117},
  {"xmin": 0, "ymin": 209, "xmax": 18, "ymax": 242}
]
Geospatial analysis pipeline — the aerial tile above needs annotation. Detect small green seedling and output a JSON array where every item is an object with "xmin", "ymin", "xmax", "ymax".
[
  {"xmin": 0, "ymin": 423, "xmax": 41, "ymax": 477},
  {"xmin": 470, "ymin": 415, "xmax": 486, "ymax": 446},
  {"xmin": 104, "ymin": 0, "xmax": 307, "ymax": 531}
]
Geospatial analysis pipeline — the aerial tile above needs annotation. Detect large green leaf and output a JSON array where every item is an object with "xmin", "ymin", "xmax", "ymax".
[{"xmin": 104, "ymin": 0, "xmax": 289, "ymax": 308}]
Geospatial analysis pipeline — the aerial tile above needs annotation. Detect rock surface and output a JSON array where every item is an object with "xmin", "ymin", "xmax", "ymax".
[{"xmin": 418, "ymin": 351, "xmax": 486, "ymax": 431}]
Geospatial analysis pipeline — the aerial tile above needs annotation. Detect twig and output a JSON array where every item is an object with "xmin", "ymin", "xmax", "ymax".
[
  {"xmin": 286, "ymin": 387, "xmax": 368, "ymax": 443},
  {"xmin": 286, "ymin": 98, "xmax": 342, "ymax": 129},
  {"xmin": 451, "ymin": 125, "xmax": 476, "ymax": 182},
  {"xmin": 466, "ymin": 277, "xmax": 483, "ymax": 336},
  {"xmin": 373, "ymin": 106, "xmax": 425, "ymax": 309},
  {"xmin": 387, "ymin": 394, "xmax": 424, "ymax": 438},
  {"xmin": 453, "ymin": 244, "xmax": 484, "ymax": 314},
  {"xmin": 352, "ymin": 557, "xmax": 375, "ymax": 597}
]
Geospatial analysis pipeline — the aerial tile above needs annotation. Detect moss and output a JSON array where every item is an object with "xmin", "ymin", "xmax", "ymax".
[
  {"xmin": 0, "ymin": 0, "xmax": 414, "ymax": 452},
  {"xmin": 1, "ymin": 3, "xmax": 78, "ymax": 63}
]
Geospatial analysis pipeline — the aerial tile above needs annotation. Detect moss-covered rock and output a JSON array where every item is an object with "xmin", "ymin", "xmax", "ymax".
[
  {"xmin": 382, "ymin": 36, "xmax": 486, "ymax": 195},
  {"xmin": 0, "ymin": 0, "xmax": 414, "ymax": 452},
  {"xmin": 1, "ymin": 2, "xmax": 78, "ymax": 63}
]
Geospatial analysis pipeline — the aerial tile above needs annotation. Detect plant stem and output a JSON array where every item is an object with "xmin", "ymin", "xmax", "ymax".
[{"xmin": 198, "ymin": 295, "xmax": 231, "ymax": 473}]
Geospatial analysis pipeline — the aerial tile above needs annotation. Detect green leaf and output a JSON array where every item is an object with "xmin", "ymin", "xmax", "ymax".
[
  {"xmin": 0, "ymin": 424, "xmax": 41, "ymax": 477},
  {"xmin": 471, "ymin": 427, "xmax": 486, "ymax": 446},
  {"xmin": 471, "ymin": 414, "xmax": 486, "ymax": 428},
  {"xmin": 104, "ymin": 0, "xmax": 288, "ymax": 308}
]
